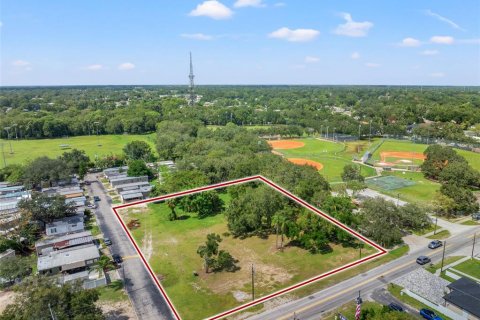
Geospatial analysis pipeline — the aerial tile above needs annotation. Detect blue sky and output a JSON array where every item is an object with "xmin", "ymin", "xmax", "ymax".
[{"xmin": 1, "ymin": 0, "xmax": 479, "ymax": 86}]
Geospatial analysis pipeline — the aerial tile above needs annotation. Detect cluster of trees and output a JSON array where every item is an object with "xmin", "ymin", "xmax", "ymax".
[
  {"xmin": 359, "ymin": 198, "xmax": 431, "ymax": 247},
  {"xmin": 422, "ymin": 145, "xmax": 480, "ymax": 216},
  {"xmin": 2, "ymin": 86, "xmax": 478, "ymax": 141},
  {"xmin": 196, "ymin": 233, "xmax": 237, "ymax": 273},
  {"xmin": 0, "ymin": 278, "xmax": 104, "ymax": 320}
]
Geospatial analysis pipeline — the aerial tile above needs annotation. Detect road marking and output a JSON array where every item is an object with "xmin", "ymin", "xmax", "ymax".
[
  {"xmin": 122, "ymin": 255, "xmax": 140, "ymax": 260},
  {"xmin": 277, "ymin": 234, "xmax": 477, "ymax": 319}
]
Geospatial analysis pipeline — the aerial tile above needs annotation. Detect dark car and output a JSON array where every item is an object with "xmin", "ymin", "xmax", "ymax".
[
  {"xmin": 104, "ymin": 238, "xmax": 112, "ymax": 246},
  {"xmin": 428, "ymin": 240, "xmax": 442, "ymax": 249},
  {"xmin": 112, "ymin": 254, "xmax": 123, "ymax": 264},
  {"xmin": 94, "ymin": 196, "xmax": 101, "ymax": 202},
  {"xmin": 388, "ymin": 303, "xmax": 404, "ymax": 312},
  {"xmin": 472, "ymin": 212, "xmax": 480, "ymax": 221},
  {"xmin": 420, "ymin": 308, "xmax": 443, "ymax": 320},
  {"xmin": 416, "ymin": 255, "xmax": 431, "ymax": 265}
]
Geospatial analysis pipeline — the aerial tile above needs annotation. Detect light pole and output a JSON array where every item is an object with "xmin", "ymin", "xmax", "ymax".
[{"xmin": 251, "ymin": 263, "xmax": 255, "ymax": 301}]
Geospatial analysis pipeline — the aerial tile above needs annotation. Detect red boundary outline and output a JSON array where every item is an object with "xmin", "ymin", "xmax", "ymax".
[{"xmin": 111, "ymin": 175, "xmax": 388, "ymax": 320}]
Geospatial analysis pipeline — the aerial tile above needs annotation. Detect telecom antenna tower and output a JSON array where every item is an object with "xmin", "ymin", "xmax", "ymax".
[{"xmin": 188, "ymin": 52, "xmax": 195, "ymax": 106}]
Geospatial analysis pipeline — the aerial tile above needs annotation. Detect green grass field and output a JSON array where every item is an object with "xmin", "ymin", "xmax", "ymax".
[
  {"xmin": 271, "ymin": 138, "xmax": 377, "ymax": 182},
  {"xmin": 0, "ymin": 134, "xmax": 156, "ymax": 165},
  {"xmin": 120, "ymin": 191, "xmax": 376, "ymax": 320},
  {"xmin": 369, "ymin": 171, "xmax": 441, "ymax": 204},
  {"xmin": 372, "ymin": 139, "xmax": 480, "ymax": 171},
  {"xmin": 453, "ymin": 259, "xmax": 480, "ymax": 279}
]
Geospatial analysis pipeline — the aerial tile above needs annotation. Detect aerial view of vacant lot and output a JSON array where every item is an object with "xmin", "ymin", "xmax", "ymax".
[{"xmin": 117, "ymin": 182, "xmax": 377, "ymax": 319}]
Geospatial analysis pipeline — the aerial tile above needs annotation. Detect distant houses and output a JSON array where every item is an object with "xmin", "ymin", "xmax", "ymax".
[{"xmin": 0, "ymin": 182, "xmax": 30, "ymax": 234}]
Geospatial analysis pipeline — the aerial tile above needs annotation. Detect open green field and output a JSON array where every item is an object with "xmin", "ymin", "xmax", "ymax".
[
  {"xmin": 453, "ymin": 259, "xmax": 480, "ymax": 279},
  {"xmin": 120, "ymin": 191, "xmax": 376, "ymax": 320},
  {"xmin": 0, "ymin": 134, "xmax": 156, "ymax": 165},
  {"xmin": 368, "ymin": 171, "xmax": 441, "ymax": 204},
  {"xmin": 271, "ymin": 138, "xmax": 377, "ymax": 182},
  {"xmin": 371, "ymin": 139, "xmax": 480, "ymax": 171}
]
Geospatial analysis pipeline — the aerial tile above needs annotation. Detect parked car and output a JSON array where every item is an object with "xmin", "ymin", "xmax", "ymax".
[
  {"xmin": 428, "ymin": 240, "xmax": 442, "ymax": 249},
  {"xmin": 416, "ymin": 256, "xmax": 431, "ymax": 265},
  {"xmin": 104, "ymin": 238, "xmax": 112, "ymax": 246},
  {"xmin": 94, "ymin": 196, "xmax": 101, "ymax": 202},
  {"xmin": 420, "ymin": 308, "xmax": 443, "ymax": 320},
  {"xmin": 388, "ymin": 303, "xmax": 404, "ymax": 312},
  {"xmin": 472, "ymin": 212, "xmax": 480, "ymax": 221},
  {"xmin": 112, "ymin": 254, "xmax": 123, "ymax": 264},
  {"xmin": 84, "ymin": 180, "xmax": 91, "ymax": 185},
  {"xmin": 87, "ymin": 203, "xmax": 97, "ymax": 209}
]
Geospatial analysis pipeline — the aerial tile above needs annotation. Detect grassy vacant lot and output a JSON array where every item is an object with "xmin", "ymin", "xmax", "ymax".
[
  {"xmin": 453, "ymin": 259, "xmax": 480, "ymax": 279},
  {"xmin": 271, "ymin": 138, "xmax": 377, "ymax": 182},
  {"xmin": 120, "ymin": 192, "xmax": 376, "ymax": 320},
  {"xmin": 372, "ymin": 139, "xmax": 480, "ymax": 171},
  {"xmin": 368, "ymin": 171, "xmax": 441, "ymax": 204},
  {"xmin": 0, "ymin": 133, "xmax": 156, "ymax": 165}
]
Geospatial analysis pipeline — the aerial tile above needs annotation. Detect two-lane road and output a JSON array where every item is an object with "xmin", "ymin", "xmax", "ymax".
[
  {"xmin": 86, "ymin": 173, "xmax": 174, "ymax": 320},
  {"xmin": 248, "ymin": 226, "xmax": 479, "ymax": 320}
]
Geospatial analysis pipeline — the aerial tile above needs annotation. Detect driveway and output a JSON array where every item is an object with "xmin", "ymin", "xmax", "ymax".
[{"xmin": 86, "ymin": 173, "xmax": 174, "ymax": 320}]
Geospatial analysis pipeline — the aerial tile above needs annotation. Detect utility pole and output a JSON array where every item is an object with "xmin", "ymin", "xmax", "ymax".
[
  {"xmin": 440, "ymin": 240, "xmax": 447, "ymax": 273},
  {"xmin": 251, "ymin": 263, "xmax": 255, "ymax": 301},
  {"xmin": 326, "ymin": 126, "xmax": 329, "ymax": 140},
  {"xmin": 369, "ymin": 120, "xmax": 372, "ymax": 142},
  {"xmin": 433, "ymin": 216, "xmax": 438, "ymax": 235},
  {"xmin": 358, "ymin": 124, "xmax": 361, "ymax": 140},
  {"xmin": 0, "ymin": 143, "xmax": 6, "ymax": 168},
  {"xmin": 472, "ymin": 233, "xmax": 477, "ymax": 259},
  {"xmin": 188, "ymin": 52, "xmax": 195, "ymax": 106},
  {"xmin": 48, "ymin": 303, "xmax": 56, "ymax": 320}
]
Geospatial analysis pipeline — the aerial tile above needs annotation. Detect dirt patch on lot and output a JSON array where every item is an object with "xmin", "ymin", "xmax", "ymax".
[
  {"xmin": 268, "ymin": 140, "xmax": 305, "ymax": 149},
  {"xmin": 0, "ymin": 290, "xmax": 16, "ymax": 313},
  {"xmin": 287, "ymin": 158, "xmax": 324, "ymax": 170},
  {"xmin": 99, "ymin": 301, "xmax": 136, "ymax": 320}
]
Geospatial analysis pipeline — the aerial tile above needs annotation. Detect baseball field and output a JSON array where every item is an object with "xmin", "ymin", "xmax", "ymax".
[{"xmin": 268, "ymin": 138, "xmax": 377, "ymax": 182}]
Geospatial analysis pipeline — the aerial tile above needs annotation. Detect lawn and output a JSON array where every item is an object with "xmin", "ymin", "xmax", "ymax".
[
  {"xmin": 119, "ymin": 190, "xmax": 377, "ymax": 320},
  {"xmin": 452, "ymin": 259, "xmax": 480, "ymax": 279},
  {"xmin": 427, "ymin": 230, "xmax": 451, "ymax": 240},
  {"xmin": 271, "ymin": 138, "xmax": 377, "ymax": 182},
  {"xmin": 369, "ymin": 171, "xmax": 441, "ymax": 204},
  {"xmin": 426, "ymin": 256, "xmax": 463, "ymax": 274},
  {"xmin": 97, "ymin": 280, "xmax": 129, "ymax": 303},
  {"xmin": 388, "ymin": 284, "xmax": 452, "ymax": 320},
  {"xmin": 0, "ymin": 133, "xmax": 156, "ymax": 165}
]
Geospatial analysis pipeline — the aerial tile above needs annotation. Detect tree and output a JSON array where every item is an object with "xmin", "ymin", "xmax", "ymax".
[
  {"xmin": 341, "ymin": 164, "xmax": 365, "ymax": 182},
  {"xmin": 438, "ymin": 160, "xmax": 480, "ymax": 187},
  {"xmin": 214, "ymin": 250, "xmax": 237, "ymax": 272},
  {"xmin": 22, "ymin": 157, "xmax": 70, "ymax": 188},
  {"xmin": 197, "ymin": 233, "xmax": 222, "ymax": 273},
  {"xmin": 18, "ymin": 192, "xmax": 76, "ymax": 224},
  {"xmin": 432, "ymin": 192, "xmax": 456, "ymax": 217},
  {"xmin": 0, "ymin": 278, "xmax": 104, "ymax": 320},
  {"xmin": 94, "ymin": 255, "xmax": 115, "ymax": 272},
  {"xmin": 346, "ymin": 180, "xmax": 367, "ymax": 198},
  {"xmin": 0, "ymin": 255, "xmax": 31, "ymax": 284},
  {"xmin": 0, "ymin": 164, "xmax": 24, "ymax": 183},
  {"xmin": 178, "ymin": 191, "xmax": 224, "ymax": 219},
  {"xmin": 123, "ymin": 140, "xmax": 154, "ymax": 161},
  {"xmin": 166, "ymin": 200, "xmax": 177, "ymax": 221},
  {"xmin": 440, "ymin": 183, "xmax": 479, "ymax": 216},
  {"xmin": 421, "ymin": 145, "xmax": 466, "ymax": 180},
  {"xmin": 59, "ymin": 149, "xmax": 91, "ymax": 179},
  {"xmin": 127, "ymin": 159, "xmax": 153, "ymax": 178}
]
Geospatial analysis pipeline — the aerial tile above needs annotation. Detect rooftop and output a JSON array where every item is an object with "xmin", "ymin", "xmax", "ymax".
[
  {"xmin": 109, "ymin": 175, "xmax": 148, "ymax": 183},
  {"xmin": 35, "ymin": 231, "xmax": 93, "ymax": 248},
  {"xmin": 37, "ymin": 244, "xmax": 99, "ymax": 271},
  {"xmin": 444, "ymin": 277, "xmax": 480, "ymax": 317},
  {"xmin": 46, "ymin": 215, "xmax": 84, "ymax": 228}
]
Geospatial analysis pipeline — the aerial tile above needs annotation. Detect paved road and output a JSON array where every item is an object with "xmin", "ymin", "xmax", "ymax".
[
  {"xmin": 86, "ymin": 173, "xmax": 174, "ymax": 320},
  {"xmin": 248, "ymin": 226, "xmax": 479, "ymax": 320}
]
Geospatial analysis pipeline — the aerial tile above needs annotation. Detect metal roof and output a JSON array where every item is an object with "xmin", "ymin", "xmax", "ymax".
[
  {"xmin": 444, "ymin": 277, "xmax": 480, "ymax": 317},
  {"xmin": 121, "ymin": 192, "xmax": 143, "ymax": 200},
  {"xmin": 37, "ymin": 244, "xmax": 99, "ymax": 271},
  {"xmin": 35, "ymin": 231, "xmax": 93, "ymax": 248}
]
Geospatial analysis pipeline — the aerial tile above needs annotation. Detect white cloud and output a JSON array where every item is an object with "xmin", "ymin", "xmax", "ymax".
[
  {"xmin": 181, "ymin": 33, "xmax": 214, "ymax": 40},
  {"xmin": 274, "ymin": 2, "xmax": 286, "ymax": 7},
  {"xmin": 430, "ymin": 72, "xmax": 445, "ymax": 78},
  {"xmin": 334, "ymin": 13, "xmax": 373, "ymax": 37},
  {"xmin": 398, "ymin": 37, "xmax": 421, "ymax": 47},
  {"xmin": 425, "ymin": 10, "xmax": 465, "ymax": 31},
  {"xmin": 12, "ymin": 60, "xmax": 30, "ymax": 67},
  {"xmin": 420, "ymin": 50, "xmax": 439, "ymax": 56},
  {"xmin": 430, "ymin": 36, "xmax": 454, "ymax": 45},
  {"xmin": 365, "ymin": 62, "xmax": 380, "ymax": 68},
  {"xmin": 118, "ymin": 62, "xmax": 135, "ymax": 70},
  {"xmin": 304, "ymin": 56, "xmax": 319, "ymax": 63},
  {"xmin": 234, "ymin": 0, "xmax": 265, "ymax": 8},
  {"xmin": 189, "ymin": 1, "xmax": 233, "ymax": 20},
  {"xmin": 268, "ymin": 27, "xmax": 320, "ymax": 42},
  {"xmin": 86, "ymin": 64, "xmax": 104, "ymax": 71},
  {"xmin": 351, "ymin": 52, "xmax": 360, "ymax": 59}
]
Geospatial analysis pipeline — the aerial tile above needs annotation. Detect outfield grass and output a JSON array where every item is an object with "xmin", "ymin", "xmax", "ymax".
[
  {"xmin": 372, "ymin": 139, "xmax": 480, "ymax": 171},
  {"xmin": 121, "ymin": 191, "xmax": 376, "ymax": 320},
  {"xmin": 0, "ymin": 134, "xmax": 156, "ymax": 165},
  {"xmin": 453, "ymin": 259, "xmax": 480, "ymax": 279},
  {"xmin": 272, "ymin": 138, "xmax": 377, "ymax": 182}
]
